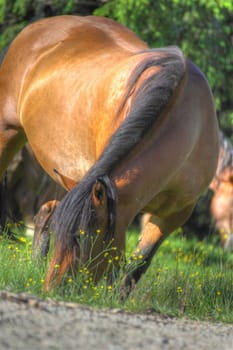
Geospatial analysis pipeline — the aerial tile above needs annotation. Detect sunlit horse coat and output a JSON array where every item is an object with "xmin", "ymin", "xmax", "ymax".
[{"xmin": 0, "ymin": 15, "xmax": 219, "ymax": 296}]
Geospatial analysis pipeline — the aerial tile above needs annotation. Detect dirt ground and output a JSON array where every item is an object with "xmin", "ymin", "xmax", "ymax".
[{"xmin": 0, "ymin": 290, "xmax": 233, "ymax": 350}]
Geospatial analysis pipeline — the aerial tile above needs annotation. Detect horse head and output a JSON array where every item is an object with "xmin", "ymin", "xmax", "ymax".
[{"xmin": 44, "ymin": 172, "xmax": 117, "ymax": 290}]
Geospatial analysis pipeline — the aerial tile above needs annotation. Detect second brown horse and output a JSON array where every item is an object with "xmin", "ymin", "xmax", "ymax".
[
  {"xmin": 210, "ymin": 132, "xmax": 233, "ymax": 251},
  {"xmin": 0, "ymin": 15, "xmax": 219, "ymax": 297}
]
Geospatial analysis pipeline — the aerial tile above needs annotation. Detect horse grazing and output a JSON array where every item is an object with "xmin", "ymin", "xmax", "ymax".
[
  {"xmin": 209, "ymin": 131, "xmax": 233, "ymax": 251},
  {"xmin": 0, "ymin": 15, "xmax": 219, "ymax": 297}
]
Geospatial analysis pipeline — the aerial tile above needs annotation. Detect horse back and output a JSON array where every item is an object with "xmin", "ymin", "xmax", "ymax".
[{"xmin": 0, "ymin": 15, "xmax": 147, "ymax": 95}]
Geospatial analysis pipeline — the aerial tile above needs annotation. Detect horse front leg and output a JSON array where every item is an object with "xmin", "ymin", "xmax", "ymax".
[
  {"xmin": 119, "ymin": 204, "xmax": 195, "ymax": 300},
  {"xmin": 32, "ymin": 200, "xmax": 60, "ymax": 260}
]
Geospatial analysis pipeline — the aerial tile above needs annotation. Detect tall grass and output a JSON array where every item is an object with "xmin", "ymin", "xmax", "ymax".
[{"xmin": 0, "ymin": 223, "xmax": 233, "ymax": 323}]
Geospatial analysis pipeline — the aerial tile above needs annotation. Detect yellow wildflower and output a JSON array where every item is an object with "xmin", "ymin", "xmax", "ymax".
[{"xmin": 176, "ymin": 286, "xmax": 183, "ymax": 293}]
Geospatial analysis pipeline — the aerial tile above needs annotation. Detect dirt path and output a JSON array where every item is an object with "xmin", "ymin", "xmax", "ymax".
[{"xmin": 0, "ymin": 290, "xmax": 232, "ymax": 350}]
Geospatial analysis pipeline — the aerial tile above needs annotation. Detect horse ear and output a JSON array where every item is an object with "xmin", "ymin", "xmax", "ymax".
[
  {"xmin": 53, "ymin": 169, "xmax": 77, "ymax": 191},
  {"xmin": 92, "ymin": 180, "xmax": 107, "ymax": 207}
]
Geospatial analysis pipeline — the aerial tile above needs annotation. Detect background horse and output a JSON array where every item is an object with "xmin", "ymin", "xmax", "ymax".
[
  {"xmin": 0, "ymin": 15, "xmax": 219, "ymax": 297},
  {"xmin": 209, "ymin": 131, "xmax": 233, "ymax": 251}
]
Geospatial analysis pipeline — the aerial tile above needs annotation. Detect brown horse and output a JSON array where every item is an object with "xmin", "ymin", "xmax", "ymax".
[
  {"xmin": 209, "ymin": 131, "xmax": 233, "ymax": 251},
  {"xmin": 0, "ymin": 15, "xmax": 219, "ymax": 297}
]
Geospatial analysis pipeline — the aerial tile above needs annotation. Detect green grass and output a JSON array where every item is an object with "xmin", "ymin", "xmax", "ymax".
[{"xmin": 0, "ymin": 223, "xmax": 233, "ymax": 323}]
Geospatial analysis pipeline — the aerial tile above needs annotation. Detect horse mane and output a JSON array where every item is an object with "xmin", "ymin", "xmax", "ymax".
[{"xmin": 45, "ymin": 46, "xmax": 186, "ymax": 288}]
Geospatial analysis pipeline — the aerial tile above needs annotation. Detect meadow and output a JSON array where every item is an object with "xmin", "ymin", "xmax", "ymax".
[{"xmin": 0, "ymin": 222, "xmax": 233, "ymax": 323}]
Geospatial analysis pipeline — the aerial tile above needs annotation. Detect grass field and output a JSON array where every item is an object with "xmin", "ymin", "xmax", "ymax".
[{"xmin": 0, "ymin": 223, "xmax": 233, "ymax": 323}]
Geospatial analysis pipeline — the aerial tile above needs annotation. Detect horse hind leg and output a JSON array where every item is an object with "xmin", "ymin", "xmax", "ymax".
[
  {"xmin": 0, "ymin": 175, "xmax": 8, "ymax": 233},
  {"xmin": 0, "ymin": 121, "xmax": 26, "ymax": 233},
  {"xmin": 119, "ymin": 204, "xmax": 195, "ymax": 300},
  {"xmin": 32, "ymin": 200, "xmax": 60, "ymax": 261}
]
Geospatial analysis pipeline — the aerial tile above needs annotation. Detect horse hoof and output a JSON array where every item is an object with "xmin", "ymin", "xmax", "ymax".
[{"xmin": 119, "ymin": 274, "xmax": 135, "ymax": 301}]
